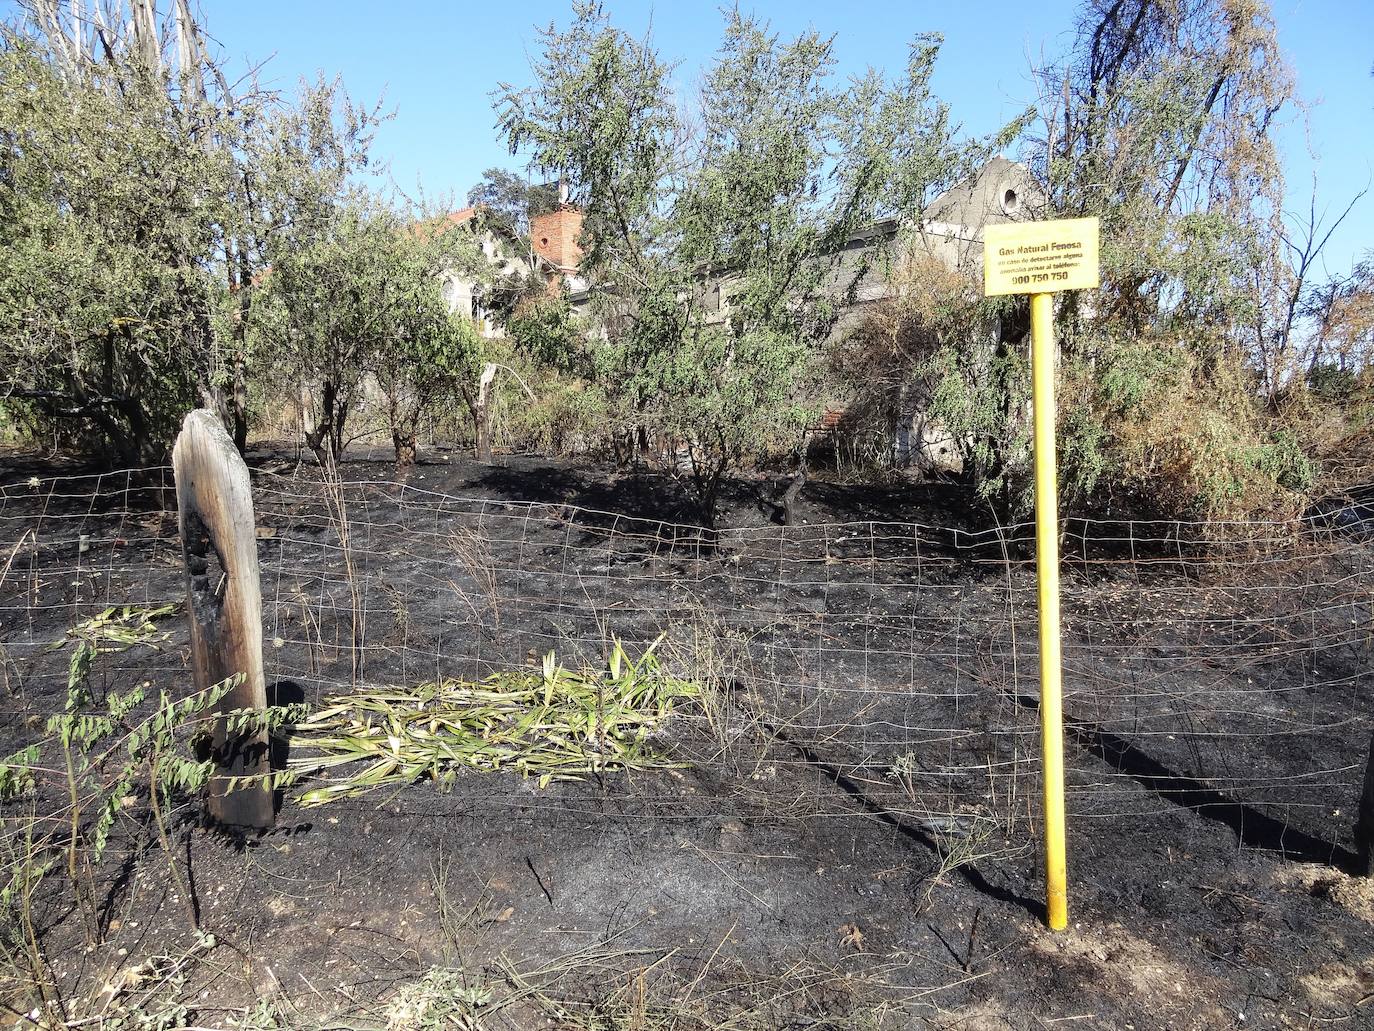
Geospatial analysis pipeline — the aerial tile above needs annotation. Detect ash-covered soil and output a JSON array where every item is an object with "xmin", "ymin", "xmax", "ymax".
[{"xmin": 1, "ymin": 445, "xmax": 1372, "ymax": 1029}]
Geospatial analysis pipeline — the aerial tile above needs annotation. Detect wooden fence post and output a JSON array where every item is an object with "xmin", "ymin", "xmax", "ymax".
[{"xmin": 172, "ymin": 409, "xmax": 274, "ymax": 829}]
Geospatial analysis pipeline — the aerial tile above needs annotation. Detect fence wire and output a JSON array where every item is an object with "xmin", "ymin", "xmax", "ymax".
[{"xmin": 1, "ymin": 464, "xmax": 1370, "ymax": 866}]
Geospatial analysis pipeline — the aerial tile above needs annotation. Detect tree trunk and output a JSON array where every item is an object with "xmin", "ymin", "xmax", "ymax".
[
  {"xmin": 393, "ymin": 428, "xmax": 418, "ymax": 468},
  {"xmin": 387, "ymin": 389, "xmax": 420, "ymax": 469},
  {"xmin": 229, "ymin": 244, "xmax": 253, "ymax": 454},
  {"xmin": 304, "ymin": 379, "xmax": 345, "ymax": 467},
  {"xmin": 230, "ymin": 350, "xmax": 249, "ymax": 454},
  {"xmin": 612, "ymin": 428, "xmax": 634, "ymax": 467},
  {"xmin": 332, "ymin": 396, "xmax": 348, "ymax": 461},
  {"xmin": 474, "ymin": 363, "xmax": 497, "ymax": 463},
  {"xmin": 781, "ymin": 462, "xmax": 808, "ymax": 527},
  {"xmin": 692, "ymin": 452, "xmax": 726, "ymax": 532}
]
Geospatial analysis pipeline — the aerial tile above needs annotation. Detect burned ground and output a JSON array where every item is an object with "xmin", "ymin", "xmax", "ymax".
[{"xmin": 1, "ymin": 448, "xmax": 1372, "ymax": 1029}]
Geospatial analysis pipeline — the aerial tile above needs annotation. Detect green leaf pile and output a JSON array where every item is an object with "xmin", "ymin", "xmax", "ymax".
[{"xmin": 289, "ymin": 639, "xmax": 696, "ymax": 805}]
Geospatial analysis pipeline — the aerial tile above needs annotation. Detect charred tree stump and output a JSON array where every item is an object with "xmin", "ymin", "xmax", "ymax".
[{"xmin": 173, "ymin": 409, "xmax": 274, "ymax": 830}]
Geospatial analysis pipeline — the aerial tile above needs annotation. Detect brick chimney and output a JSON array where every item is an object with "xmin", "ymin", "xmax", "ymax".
[{"xmin": 530, "ymin": 204, "xmax": 583, "ymax": 273}]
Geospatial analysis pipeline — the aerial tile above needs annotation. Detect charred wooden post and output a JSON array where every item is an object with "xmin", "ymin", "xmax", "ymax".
[{"xmin": 172, "ymin": 409, "xmax": 274, "ymax": 829}]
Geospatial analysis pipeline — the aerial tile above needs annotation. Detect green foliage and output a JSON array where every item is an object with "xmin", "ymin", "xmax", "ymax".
[
  {"xmin": 370, "ymin": 218, "xmax": 487, "ymax": 465},
  {"xmin": 0, "ymin": 38, "xmax": 224, "ymax": 463},
  {"xmin": 1033, "ymin": 0, "xmax": 1293, "ymax": 369},
  {"xmin": 382, "ymin": 967, "xmax": 494, "ymax": 1029},
  {"xmin": 0, "ymin": 825, "xmax": 52, "ymax": 913},
  {"xmin": 496, "ymin": 2, "xmax": 675, "ymax": 281},
  {"xmin": 918, "ymin": 316, "xmax": 1031, "ymax": 507},
  {"xmin": 1307, "ymin": 363, "xmax": 1362, "ymax": 402},
  {"xmin": 494, "ymin": 5, "xmax": 991, "ymax": 523},
  {"xmin": 0, "ymin": 608, "xmax": 194, "ymax": 1021},
  {"xmin": 1052, "ymin": 333, "xmax": 1319, "ymax": 520},
  {"xmin": 841, "ymin": 246, "xmax": 1031, "ymax": 502},
  {"xmin": 506, "ymin": 292, "xmax": 587, "ymax": 377},
  {"xmin": 216, "ymin": 73, "xmax": 384, "ymax": 449},
  {"xmin": 230, "ymin": 998, "xmax": 287, "ymax": 1030},
  {"xmin": 0, "ymin": 744, "xmax": 38, "ymax": 802},
  {"xmin": 0, "ymin": 599, "xmax": 314, "ymax": 1028},
  {"xmin": 15, "ymin": 603, "xmax": 303, "ymax": 909},
  {"xmin": 253, "ymin": 197, "xmax": 485, "ymax": 465},
  {"xmin": 466, "ymin": 167, "xmax": 558, "ymax": 242},
  {"xmin": 0, "ymin": 6, "xmax": 390, "ymax": 463},
  {"xmin": 0, "ymin": 602, "xmax": 247, "ymax": 1025},
  {"xmin": 469, "ymin": 307, "xmax": 607, "ymax": 458},
  {"xmin": 42, "ymin": 605, "xmax": 218, "ymax": 871},
  {"xmin": 290, "ymin": 639, "xmax": 698, "ymax": 804},
  {"xmin": 50, "ymin": 604, "xmax": 175, "ymax": 705},
  {"xmin": 848, "ymin": 0, "xmax": 1326, "ymax": 522},
  {"xmin": 495, "ymin": 370, "xmax": 610, "ymax": 457}
]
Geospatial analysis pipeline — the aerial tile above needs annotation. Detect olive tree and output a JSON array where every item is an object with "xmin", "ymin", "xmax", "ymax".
[
  {"xmin": 0, "ymin": 2, "xmax": 383, "ymax": 464},
  {"xmin": 372, "ymin": 218, "xmax": 487, "ymax": 467},
  {"xmin": 495, "ymin": 4, "xmax": 984, "ymax": 526},
  {"xmin": 0, "ymin": 33, "xmax": 230, "ymax": 464},
  {"xmin": 254, "ymin": 198, "xmax": 484, "ymax": 467}
]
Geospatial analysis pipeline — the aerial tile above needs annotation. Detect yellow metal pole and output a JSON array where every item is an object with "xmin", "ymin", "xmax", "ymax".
[{"xmin": 1030, "ymin": 291, "xmax": 1068, "ymax": 931}]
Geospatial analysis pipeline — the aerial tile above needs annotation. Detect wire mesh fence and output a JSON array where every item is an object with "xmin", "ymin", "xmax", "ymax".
[{"xmin": 1, "ymin": 463, "xmax": 1371, "ymax": 869}]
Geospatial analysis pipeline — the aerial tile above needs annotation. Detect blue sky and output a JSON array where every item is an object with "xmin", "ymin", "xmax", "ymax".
[{"xmin": 8, "ymin": 0, "xmax": 1374, "ymax": 275}]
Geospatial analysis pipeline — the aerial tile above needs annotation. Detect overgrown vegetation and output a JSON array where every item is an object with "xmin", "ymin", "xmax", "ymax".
[
  {"xmin": 252, "ymin": 200, "xmax": 485, "ymax": 467},
  {"xmin": 0, "ymin": 0, "xmax": 1369, "ymax": 517},
  {"xmin": 0, "ymin": 36, "xmax": 221, "ymax": 465},
  {"xmin": 1, "ymin": 7, "xmax": 1369, "ymax": 1024},
  {"xmin": 825, "ymin": 0, "xmax": 1371, "ymax": 520},
  {"xmin": 492, "ymin": 5, "xmax": 1027, "ymax": 524}
]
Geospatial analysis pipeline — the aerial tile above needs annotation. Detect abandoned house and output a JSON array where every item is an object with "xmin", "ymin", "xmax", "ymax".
[{"xmin": 439, "ymin": 193, "xmax": 587, "ymax": 337}]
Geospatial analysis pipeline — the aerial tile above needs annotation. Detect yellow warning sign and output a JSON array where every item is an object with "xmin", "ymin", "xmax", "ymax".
[{"xmin": 983, "ymin": 217, "xmax": 1100, "ymax": 296}]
